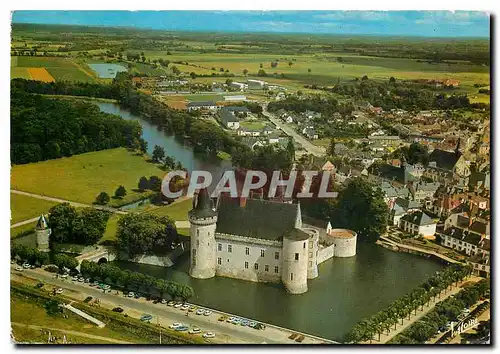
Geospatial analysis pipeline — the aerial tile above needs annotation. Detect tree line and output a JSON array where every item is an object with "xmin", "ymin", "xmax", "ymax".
[
  {"xmin": 11, "ymin": 86, "xmax": 144, "ymax": 164},
  {"xmin": 80, "ymin": 260, "xmax": 194, "ymax": 301},
  {"xmin": 388, "ymin": 278, "xmax": 490, "ymax": 344},
  {"xmin": 11, "ymin": 76, "xmax": 245, "ymax": 157},
  {"xmin": 343, "ymin": 264, "xmax": 473, "ymax": 343},
  {"xmin": 268, "ymin": 95, "xmax": 355, "ymax": 116}
]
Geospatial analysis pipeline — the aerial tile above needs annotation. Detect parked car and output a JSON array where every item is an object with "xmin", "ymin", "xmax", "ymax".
[
  {"xmin": 140, "ymin": 314, "xmax": 153, "ymax": 322},
  {"xmin": 174, "ymin": 302, "xmax": 184, "ymax": 308},
  {"xmin": 78, "ymin": 277, "xmax": 84, "ymax": 282},
  {"xmin": 83, "ymin": 296, "xmax": 93, "ymax": 303},
  {"xmin": 14, "ymin": 266, "xmax": 23, "ymax": 272},
  {"xmin": 61, "ymin": 274, "xmax": 68, "ymax": 279},
  {"xmin": 35, "ymin": 282, "xmax": 44, "ymax": 289},
  {"xmin": 134, "ymin": 293, "xmax": 141, "ymax": 299},
  {"xmin": 113, "ymin": 307, "xmax": 124, "ymax": 313},
  {"xmin": 167, "ymin": 300, "xmax": 175, "ymax": 306},
  {"xmin": 196, "ymin": 309, "xmax": 205, "ymax": 315},
  {"xmin": 84, "ymin": 278, "xmax": 90, "ymax": 283},
  {"xmin": 241, "ymin": 320, "xmax": 250, "ymax": 326},
  {"xmin": 181, "ymin": 304, "xmax": 190, "ymax": 311},
  {"xmin": 249, "ymin": 321, "xmax": 257, "ymax": 328},
  {"xmin": 128, "ymin": 292, "xmax": 135, "ymax": 298},
  {"xmin": 189, "ymin": 327, "xmax": 201, "ymax": 334},
  {"xmin": 55, "ymin": 288, "xmax": 63, "ymax": 294},
  {"xmin": 169, "ymin": 323, "xmax": 183, "ymax": 329},
  {"xmin": 188, "ymin": 305, "xmax": 197, "ymax": 312},
  {"xmin": 203, "ymin": 310, "xmax": 212, "ymax": 316},
  {"xmin": 175, "ymin": 326, "xmax": 189, "ymax": 332},
  {"xmin": 22, "ymin": 263, "xmax": 31, "ymax": 269},
  {"xmin": 218, "ymin": 315, "xmax": 227, "ymax": 322},
  {"xmin": 161, "ymin": 299, "xmax": 167, "ymax": 304},
  {"xmin": 72, "ymin": 276, "xmax": 79, "ymax": 281},
  {"xmin": 203, "ymin": 332, "xmax": 216, "ymax": 339}
]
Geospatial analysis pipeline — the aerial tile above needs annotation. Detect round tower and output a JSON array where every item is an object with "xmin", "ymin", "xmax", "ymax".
[
  {"xmin": 281, "ymin": 230, "xmax": 309, "ymax": 294},
  {"xmin": 331, "ymin": 229, "xmax": 357, "ymax": 258},
  {"xmin": 35, "ymin": 214, "xmax": 51, "ymax": 252},
  {"xmin": 303, "ymin": 228, "xmax": 319, "ymax": 279},
  {"xmin": 188, "ymin": 189, "xmax": 218, "ymax": 279}
]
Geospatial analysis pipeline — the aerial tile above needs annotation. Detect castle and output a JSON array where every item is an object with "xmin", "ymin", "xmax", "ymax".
[
  {"xmin": 35, "ymin": 214, "xmax": 51, "ymax": 252},
  {"xmin": 188, "ymin": 189, "xmax": 357, "ymax": 294}
]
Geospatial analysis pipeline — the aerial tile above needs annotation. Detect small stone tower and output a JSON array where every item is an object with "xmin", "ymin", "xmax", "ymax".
[
  {"xmin": 188, "ymin": 189, "xmax": 218, "ymax": 279},
  {"xmin": 35, "ymin": 214, "xmax": 51, "ymax": 252}
]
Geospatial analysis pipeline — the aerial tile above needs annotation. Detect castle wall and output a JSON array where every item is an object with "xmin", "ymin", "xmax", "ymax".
[
  {"xmin": 215, "ymin": 233, "xmax": 282, "ymax": 283},
  {"xmin": 189, "ymin": 215, "xmax": 217, "ymax": 279},
  {"xmin": 317, "ymin": 244, "xmax": 335, "ymax": 264},
  {"xmin": 35, "ymin": 229, "xmax": 50, "ymax": 252},
  {"xmin": 281, "ymin": 237, "xmax": 309, "ymax": 294}
]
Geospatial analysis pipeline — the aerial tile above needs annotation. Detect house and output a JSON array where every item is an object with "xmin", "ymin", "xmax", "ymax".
[
  {"xmin": 409, "ymin": 181, "xmax": 440, "ymax": 202},
  {"xmin": 230, "ymin": 82, "xmax": 248, "ymax": 91},
  {"xmin": 224, "ymin": 95, "xmax": 247, "ymax": 102},
  {"xmin": 186, "ymin": 101, "xmax": 218, "ymax": 112},
  {"xmin": 367, "ymin": 135, "xmax": 402, "ymax": 147},
  {"xmin": 399, "ymin": 211, "xmax": 437, "ymax": 239},
  {"xmin": 302, "ymin": 127, "xmax": 318, "ymax": 140},
  {"xmin": 219, "ymin": 106, "xmax": 249, "ymax": 130},
  {"xmin": 241, "ymin": 137, "xmax": 266, "ymax": 150},
  {"xmin": 390, "ymin": 197, "xmax": 421, "ymax": 226},
  {"xmin": 275, "ymin": 92, "xmax": 286, "ymax": 101},
  {"xmin": 334, "ymin": 166, "xmax": 352, "ymax": 183},
  {"xmin": 369, "ymin": 160, "xmax": 417, "ymax": 186},
  {"xmin": 428, "ymin": 139, "xmax": 462, "ymax": 172},
  {"xmin": 444, "ymin": 79, "xmax": 460, "ymax": 87},
  {"xmin": 247, "ymin": 79, "xmax": 267, "ymax": 90}
]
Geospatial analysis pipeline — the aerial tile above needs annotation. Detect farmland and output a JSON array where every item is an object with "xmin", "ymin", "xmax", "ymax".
[{"xmin": 11, "ymin": 148, "xmax": 165, "ymax": 207}]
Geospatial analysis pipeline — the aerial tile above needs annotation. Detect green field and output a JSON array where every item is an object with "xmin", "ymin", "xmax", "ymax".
[
  {"xmin": 10, "ymin": 193, "xmax": 59, "ymax": 224},
  {"xmin": 10, "ymin": 56, "xmax": 96, "ymax": 83},
  {"xmin": 240, "ymin": 121, "xmax": 267, "ymax": 130},
  {"xmin": 146, "ymin": 198, "xmax": 193, "ymax": 221},
  {"xmin": 10, "ymin": 221, "xmax": 37, "ymax": 239},
  {"xmin": 100, "ymin": 214, "xmax": 121, "ymax": 244},
  {"xmin": 11, "ymin": 148, "xmax": 165, "ymax": 206}
]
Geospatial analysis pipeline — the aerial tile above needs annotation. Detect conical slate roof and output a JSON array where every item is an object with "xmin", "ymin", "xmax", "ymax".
[
  {"xmin": 36, "ymin": 214, "xmax": 49, "ymax": 229},
  {"xmin": 189, "ymin": 188, "xmax": 217, "ymax": 218}
]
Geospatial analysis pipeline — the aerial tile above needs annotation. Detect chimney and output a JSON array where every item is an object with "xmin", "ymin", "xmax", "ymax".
[{"xmin": 239, "ymin": 197, "xmax": 247, "ymax": 208}]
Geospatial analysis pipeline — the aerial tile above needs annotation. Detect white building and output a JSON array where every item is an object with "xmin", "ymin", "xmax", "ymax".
[
  {"xmin": 188, "ymin": 189, "xmax": 357, "ymax": 294},
  {"xmin": 186, "ymin": 101, "xmax": 218, "ymax": 112},
  {"xmin": 399, "ymin": 211, "xmax": 437, "ymax": 238}
]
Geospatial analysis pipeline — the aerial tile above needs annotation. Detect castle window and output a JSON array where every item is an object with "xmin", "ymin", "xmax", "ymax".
[
  {"xmin": 260, "ymin": 250, "xmax": 265, "ymax": 257},
  {"xmin": 192, "ymin": 258, "xmax": 196, "ymax": 266},
  {"xmin": 295, "ymin": 253, "xmax": 299, "ymax": 261},
  {"xmin": 197, "ymin": 230, "xmax": 199, "ymax": 236},
  {"xmin": 228, "ymin": 245, "xmax": 232, "ymax": 253},
  {"xmin": 245, "ymin": 247, "xmax": 250, "ymax": 255},
  {"xmin": 218, "ymin": 243, "xmax": 222, "ymax": 251},
  {"xmin": 274, "ymin": 266, "xmax": 279, "ymax": 274},
  {"xmin": 193, "ymin": 249, "xmax": 196, "ymax": 257},
  {"xmin": 303, "ymin": 242, "xmax": 306, "ymax": 249},
  {"xmin": 265, "ymin": 265, "xmax": 269, "ymax": 272},
  {"xmin": 275, "ymin": 252, "xmax": 279, "ymax": 260},
  {"xmin": 254, "ymin": 263, "xmax": 259, "ymax": 270},
  {"xmin": 245, "ymin": 261, "xmax": 249, "ymax": 269},
  {"xmin": 290, "ymin": 273, "xmax": 294, "ymax": 281},
  {"xmin": 217, "ymin": 257, "xmax": 222, "ymax": 265},
  {"xmin": 197, "ymin": 240, "xmax": 199, "ymax": 247}
]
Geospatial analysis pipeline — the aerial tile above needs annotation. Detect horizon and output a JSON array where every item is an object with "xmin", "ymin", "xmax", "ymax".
[{"xmin": 11, "ymin": 10, "xmax": 490, "ymax": 38}]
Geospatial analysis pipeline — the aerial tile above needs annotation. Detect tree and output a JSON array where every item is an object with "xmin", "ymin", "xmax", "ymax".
[
  {"xmin": 257, "ymin": 69, "xmax": 267, "ymax": 77},
  {"xmin": 152, "ymin": 145, "xmax": 165, "ymax": 163},
  {"xmin": 149, "ymin": 175, "xmax": 162, "ymax": 192},
  {"xmin": 95, "ymin": 192, "xmax": 110, "ymax": 205},
  {"xmin": 286, "ymin": 138, "xmax": 295, "ymax": 161},
  {"xmin": 288, "ymin": 61, "xmax": 293, "ymax": 67},
  {"xmin": 407, "ymin": 143, "xmax": 429, "ymax": 166},
  {"xmin": 44, "ymin": 299, "xmax": 62, "ymax": 316},
  {"xmin": 72, "ymin": 208, "xmax": 110, "ymax": 245},
  {"xmin": 171, "ymin": 66, "xmax": 180, "ymax": 75},
  {"xmin": 115, "ymin": 185, "xmax": 127, "ymax": 199},
  {"xmin": 190, "ymin": 72, "xmax": 197, "ymax": 79},
  {"xmin": 242, "ymin": 69, "xmax": 248, "ymax": 76},
  {"xmin": 332, "ymin": 177, "xmax": 388, "ymax": 243},
  {"xmin": 138, "ymin": 176, "xmax": 150, "ymax": 192},
  {"xmin": 259, "ymin": 63, "xmax": 263, "ymax": 68},
  {"xmin": 48, "ymin": 203, "xmax": 78, "ymax": 245}
]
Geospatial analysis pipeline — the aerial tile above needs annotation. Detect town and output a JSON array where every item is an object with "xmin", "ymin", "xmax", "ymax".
[{"xmin": 9, "ymin": 10, "xmax": 490, "ymax": 346}]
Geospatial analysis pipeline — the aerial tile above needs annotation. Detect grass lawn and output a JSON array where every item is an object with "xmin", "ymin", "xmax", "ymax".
[
  {"xmin": 10, "ymin": 193, "xmax": 59, "ymax": 224},
  {"xmin": 177, "ymin": 228, "xmax": 190, "ymax": 237},
  {"xmin": 11, "ymin": 148, "xmax": 165, "ymax": 207},
  {"xmin": 239, "ymin": 121, "xmax": 266, "ymax": 130},
  {"xmin": 312, "ymin": 138, "xmax": 332, "ymax": 148},
  {"xmin": 146, "ymin": 198, "xmax": 193, "ymax": 221},
  {"xmin": 10, "ymin": 221, "xmax": 37, "ymax": 239},
  {"xmin": 11, "ymin": 289, "xmax": 152, "ymax": 344},
  {"xmin": 100, "ymin": 214, "xmax": 121, "ymax": 244}
]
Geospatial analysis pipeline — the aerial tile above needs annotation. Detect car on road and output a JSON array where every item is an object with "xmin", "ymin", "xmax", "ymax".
[
  {"xmin": 140, "ymin": 314, "xmax": 153, "ymax": 322},
  {"xmin": 169, "ymin": 322, "xmax": 183, "ymax": 329},
  {"xmin": 188, "ymin": 327, "xmax": 201, "ymax": 334},
  {"xmin": 113, "ymin": 307, "xmax": 124, "ymax": 313},
  {"xmin": 175, "ymin": 326, "xmax": 189, "ymax": 332},
  {"xmin": 196, "ymin": 309, "xmax": 205, "ymax": 315},
  {"xmin": 203, "ymin": 310, "xmax": 212, "ymax": 316},
  {"xmin": 128, "ymin": 292, "xmax": 135, "ymax": 298},
  {"xmin": 35, "ymin": 282, "xmax": 44, "ymax": 289},
  {"xmin": 167, "ymin": 300, "xmax": 175, "ymax": 306},
  {"xmin": 203, "ymin": 332, "xmax": 216, "ymax": 339},
  {"xmin": 14, "ymin": 266, "xmax": 23, "ymax": 272}
]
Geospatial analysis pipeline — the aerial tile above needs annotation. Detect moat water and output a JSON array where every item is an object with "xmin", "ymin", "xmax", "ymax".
[{"xmin": 15, "ymin": 103, "xmax": 445, "ymax": 341}]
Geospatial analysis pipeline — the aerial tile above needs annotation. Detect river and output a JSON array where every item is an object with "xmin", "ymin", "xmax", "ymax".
[{"xmin": 17, "ymin": 102, "xmax": 445, "ymax": 342}]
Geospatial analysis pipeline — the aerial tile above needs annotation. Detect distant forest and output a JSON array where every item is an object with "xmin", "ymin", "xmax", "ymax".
[{"xmin": 11, "ymin": 87, "xmax": 143, "ymax": 164}]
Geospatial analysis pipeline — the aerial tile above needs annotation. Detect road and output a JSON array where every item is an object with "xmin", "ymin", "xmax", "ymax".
[
  {"xmin": 11, "ymin": 322, "xmax": 132, "ymax": 344},
  {"xmin": 12, "ymin": 268, "xmax": 332, "ymax": 344},
  {"xmin": 10, "ymin": 189, "xmax": 190, "ymax": 229},
  {"xmin": 261, "ymin": 104, "xmax": 325, "ymax": 157}
]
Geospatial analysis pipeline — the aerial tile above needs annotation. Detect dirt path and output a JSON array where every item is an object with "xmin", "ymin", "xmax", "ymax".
[{"xmin": 11, "ymin": 322, "xmax": 132, "ymax": 344}]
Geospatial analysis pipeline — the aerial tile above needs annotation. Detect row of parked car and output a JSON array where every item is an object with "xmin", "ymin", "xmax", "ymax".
[
  {"xmin": 168, "ymin": 323, "xmax": 215, "ymax": 338},
  {"xmin": 218, "ymin": 315, "xmax": 265, "ymax": 330}
]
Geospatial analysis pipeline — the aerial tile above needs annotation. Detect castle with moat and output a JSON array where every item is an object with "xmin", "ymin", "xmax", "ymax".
[{"xmin": 188, "ymin": 189, "xmax": 357, "ymax": 294}]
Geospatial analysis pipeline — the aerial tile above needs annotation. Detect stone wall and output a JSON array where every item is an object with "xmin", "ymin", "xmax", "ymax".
[
  {"xmin": 118, "ymin": 252, "xmax": 174, "ymax": 267},
  {"xmin": 317, "ymin": 244, "xmax": 335, "ymax": 264}
]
